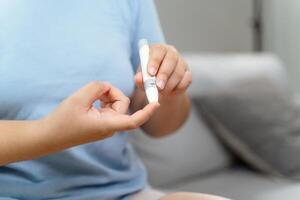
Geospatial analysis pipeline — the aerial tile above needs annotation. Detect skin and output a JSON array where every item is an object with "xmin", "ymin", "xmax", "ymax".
[
  {"xmin": 0, "ymin": 81, "xmax": 159, "ymax": 166},
  {"xmin": 131, "ymin": 44, "xmax": 192, "ymax": 137},
  {"xmin": 0, "ymin": 43, "xmax": 226, "ymax": 199},
  {"xmin": 131, "ymin": 45, "xmax": 228, "ymax": 200},
  {"xmin": 160, "ymin": 192, "xmax": 230, "ymax": 200},
  {"xmin": 0, "ymin": 43, "xmax": 191, "ymax": 165}
]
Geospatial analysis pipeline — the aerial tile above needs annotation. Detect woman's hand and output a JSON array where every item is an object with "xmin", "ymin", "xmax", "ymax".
[
  {"xmin": 131, "ymin": 44, "xmax": 191, "ymax": 137},
  {"xmin": 43, "ymin": 81, "xmax": 160, "ymax": 145},
  {"xmin": 134, "ymin": 44, "xmax": 192, "ymax": 99},
  {"xmin": 0, "ymin": 81, "xmax": 159, "ymax": 165}
]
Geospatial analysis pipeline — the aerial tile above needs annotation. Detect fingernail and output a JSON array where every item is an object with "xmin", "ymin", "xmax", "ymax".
[
  {"xmin": 149, "ymin": 67, "xmax": 156, "ymax": 75},
  {"xmin": 157, "ymin": 79, "xmax": 165, "ymax": 89}
]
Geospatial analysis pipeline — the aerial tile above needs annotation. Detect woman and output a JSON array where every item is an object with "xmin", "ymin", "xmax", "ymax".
[{"xmin": 0, "ymin": 0, "xmax": 228, "ymax": 199}]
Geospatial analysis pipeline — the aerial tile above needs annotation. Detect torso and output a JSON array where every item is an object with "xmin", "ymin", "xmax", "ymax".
[{"xmin": 0, "ymin": 1, "xmax": 145, "ymax": 199}]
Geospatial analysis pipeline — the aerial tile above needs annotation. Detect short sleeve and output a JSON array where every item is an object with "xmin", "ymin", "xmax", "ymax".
[{"xmin": 130, "ymin": 0, "xmax": 165, "ymax": 72}]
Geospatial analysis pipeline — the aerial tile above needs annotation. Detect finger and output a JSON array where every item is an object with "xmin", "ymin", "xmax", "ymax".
[
  {"xmin": 111, "ymin": 98, "xmax": 130, "ymax": 114},
  {"xmin": 148, "ymin": 44, "xmax": 167, "ymax": 76},
  {"xmin": 112, "ymin": 103, "xmax": 160, "ymax": 130},
  {"xmin": 129, "ymin": 103, "xmax": 160, "ymax": 127},
  {"xmin": 164, "ymin": 57, "xmax": 187, "ymax": 93},
  {"xmin": 134, "ymin": 72, "xmax": 144, "ymax": 90},
  {"xmin": 104, "ymin": 103, "xmax": 160, "ymax": 132},
  {"xmin": 156, "ymin": 46, "xmax": 179, "ymax": 90},
  {"xmin": 100, "ymin": 84, "xmax": 130, "ymax": 114},
  {"xmin": 101, "ymin": 102, "xmax": 112, "ymax": 109},
  {"xmin": 175, "ymin": 70, "xmax": 192, "ymax": 92},
  {"xmin": 73, "ymin": 81, "xmax": 110, "ymax": 107}
]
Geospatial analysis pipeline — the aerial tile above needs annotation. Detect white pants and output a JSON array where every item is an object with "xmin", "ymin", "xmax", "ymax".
[
  {"xmin": 128, "ymin": 187, "xmax": 231, "ymax": 200},
  {"xmin": 129, "ymin": 187, "xmax": 165, "ymax": 200}
]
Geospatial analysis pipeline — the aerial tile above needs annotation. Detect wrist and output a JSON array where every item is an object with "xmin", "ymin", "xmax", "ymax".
[
  {"xmin": 25, "ymin": 120, "xmax": 45, "ymax": 136},
  {"xmin": 159, "ymin": 92, "xmax": 188, "ymax": 105}
]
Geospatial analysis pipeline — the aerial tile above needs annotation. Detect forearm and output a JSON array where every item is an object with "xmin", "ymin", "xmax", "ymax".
[
  {"xmin": 0, "ymin": 119, "xmax": 87, "ymax": 166},
  {"xmin": 0, "ymin": 120, "xmax": 42, "ymax": 165},
  {"xmin": 0, "ymin": 82, "xmax": 160, "ymax": 166},
  {"xmin": 131, "ymin": 90, "xmax": 191, "ymax": 137},
  {"xmin": 144, "ymin": 93, "xmax": 190, "ymax": 137}
]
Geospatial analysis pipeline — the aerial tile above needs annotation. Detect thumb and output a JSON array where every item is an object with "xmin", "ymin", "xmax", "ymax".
[
  {"xmin": 72, "ymin": 81, "xmax": 110, "ymax": 107},
  {"xmin": 134, "ymin": 72, "xmax": 144, "ymax": 90}
]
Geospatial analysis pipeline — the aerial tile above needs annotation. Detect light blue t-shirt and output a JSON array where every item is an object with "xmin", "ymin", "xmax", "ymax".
[{"xmin": 0, "ymin": 1, "xmax": 164, "ymax": 199}]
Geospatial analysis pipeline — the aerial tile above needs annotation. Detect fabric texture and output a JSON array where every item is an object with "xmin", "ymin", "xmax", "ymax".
[
  {"xmin": 185, "ymin": 54, "xmax": 288, "ymax": 97},
  {"xmin": 130, "ymin": 105, "xmax": 231, "ymax": 187},
  {"xmin": 128, "ymin": 187, "xmax": 165, "ymax": 200},
  {"xmin": 0, "ymin": 0, "xmax": 164, "ymax": 199},
  {"xmin": 194, "ymin": 77, "xmax": 300, "ymax": 179},
  {"xmin": 162, "ymin": 167, "xmax": 300, "ymax": 200}
]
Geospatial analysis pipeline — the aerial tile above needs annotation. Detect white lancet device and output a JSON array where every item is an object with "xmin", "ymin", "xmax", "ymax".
[{"xmin": 138, "ymin": 39, "xmax": 159, "ymax": 103}]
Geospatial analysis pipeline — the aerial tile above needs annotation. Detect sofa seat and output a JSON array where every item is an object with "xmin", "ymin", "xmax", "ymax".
[{"xmin": 160, "ymin": 167, "xmax": 300, "ymax": 200}]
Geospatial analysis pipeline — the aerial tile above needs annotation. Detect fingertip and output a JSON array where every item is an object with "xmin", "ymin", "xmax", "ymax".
[
  {"xmin": 148, "ymin": 66, "xmax": 157, "ymax": 76},
  {"xmin": 102, "ymin": 81, "xmax": 112, "ymax": 90},
  {"xmin": 146, "ymin": 102, "xmax": 160, "ymax": 111},
  {"xmin": 151, "ymin": 102, "xmax": 160, "ymax": 107},
  {"xmin": 154, "ymin": 103, "xmax": 160, "ymax": 110},
  {"xmin": 129, "ymin": 102, "xmax": 160, "ymax": 127}
]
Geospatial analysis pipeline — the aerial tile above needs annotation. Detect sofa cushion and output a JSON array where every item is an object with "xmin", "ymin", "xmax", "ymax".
[
  {"xmin": 194, "ymin": 77, "xmax": 300, "ymax": 179},
  {"xmin": 129, "ymin": 54, "xmax": 287, "ymax": 187},
  {"xmin": 186, "ymin": 54, "xmax": 288, "ymax": 97},
  {"xmin": 129, "ymin": 104, "xmax": 231, "ymax": 187},
  {"xmin": 161, "ymin": 167, "xmax": 300, "ymax": 200}
]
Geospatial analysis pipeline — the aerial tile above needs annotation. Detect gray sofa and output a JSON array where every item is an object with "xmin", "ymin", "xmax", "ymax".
[{"xmin": 129, "ymin": 54, "xmax": 300, "ymax": 200}]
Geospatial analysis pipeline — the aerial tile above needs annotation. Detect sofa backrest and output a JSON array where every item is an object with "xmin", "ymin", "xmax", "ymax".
[{"xmin": 129, "ymin": 53, "xmax": 287, "ymax": 187}]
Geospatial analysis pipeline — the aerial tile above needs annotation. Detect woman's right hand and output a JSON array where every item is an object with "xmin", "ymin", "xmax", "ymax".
[
  {"xmin": 0, "ymin": 81, "xmax": 159, "ymax": 165},
  {"xmin": 42, "ymin": 81, "xmax": 160, "ymax": 146}
]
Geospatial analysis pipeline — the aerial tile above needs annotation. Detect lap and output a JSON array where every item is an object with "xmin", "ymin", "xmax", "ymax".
[
  {"xmin": 129, "ymin": 188, "xmax": 230, "ymax": 200},
  {"xmin": 161, "ymin": 192, "xmax": 230, "ymax": 200}
]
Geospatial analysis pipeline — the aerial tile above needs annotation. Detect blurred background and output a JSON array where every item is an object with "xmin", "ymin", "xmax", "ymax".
[
  {"xmin": 155, "ymin": 0, "xmax": 300, "ymax": 92},
  {"xmin": 131, "ymin": 1, "xmax": 300, "ymax": 200}
]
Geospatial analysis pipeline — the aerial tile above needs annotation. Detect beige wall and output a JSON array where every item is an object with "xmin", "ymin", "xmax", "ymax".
[{"xmin": 155, "ymin": 0, "xmax": 254, "ymax": 52}]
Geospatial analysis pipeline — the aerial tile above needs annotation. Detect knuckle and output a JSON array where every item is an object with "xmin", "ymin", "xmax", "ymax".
[
  {"xmin": 187, "ymin": 71, "xmax": 193, "ymax": 83},
  {"xmin": 181, "ymin": 59, "xmax": 188, "ymax": 69},
  {"xmin": 68, "ymin": 95, "xmax": 81, "ymax": 105},
  {"xmin": 89, "ymin": 81, "xmax": 102, "ymax": 91},
  {"xmin": 124, "ymin": 97, "xmax": 131, "ymax": 105},
  {"xmin": 188, "ymin": 77, "xmax": 193, "ymax": 85},
  {"xmin": 177, "ymin": 83, "xmax": 186, "ymax": 90},
  {"xmin": 150, "ymin": 57, "xmax": 161, "ymax": 66},
  {"xmin": 89, "ymin": 80, "xmax": 100, "ymax": 87},
  {"xmin": 174, "ymin": 69, "xmax": 184, "ymax": 79},
  {"xmin": 128, "ymin": 121, "xmax": 138, "ymax": 129},
  {"xmin": 152, "ymin": 44, "xmax": 166, "ymax": 51},
  {"xmin": 168, "ymin": 51, "xmax": 178, "ymax": 60},
  {"xmin": 158, "ymin": 72, "xmax": 168, "ymax": 80},
  {"xmin": 165, "ymin": 79, "xmax": 179, "ymax": 91},
  {"xmin": 168, "ymin": 45, "xmax": 178, "ymax": 53},
  {"xmin": 165, "ymin": 86, "xmax": 174, "ymax": 93},
  {"xmin": 171, "ymin": 76, "xmax": 179, "ymax": 84},
  {"xmin": 159, "ymin": 65, "xmax": 176, "ymax": 77}
]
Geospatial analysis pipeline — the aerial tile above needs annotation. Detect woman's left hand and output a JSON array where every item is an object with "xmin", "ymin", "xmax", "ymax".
[{"xmin": 134, "ymin": 44, "xmax": 192, "ymax": 99}]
